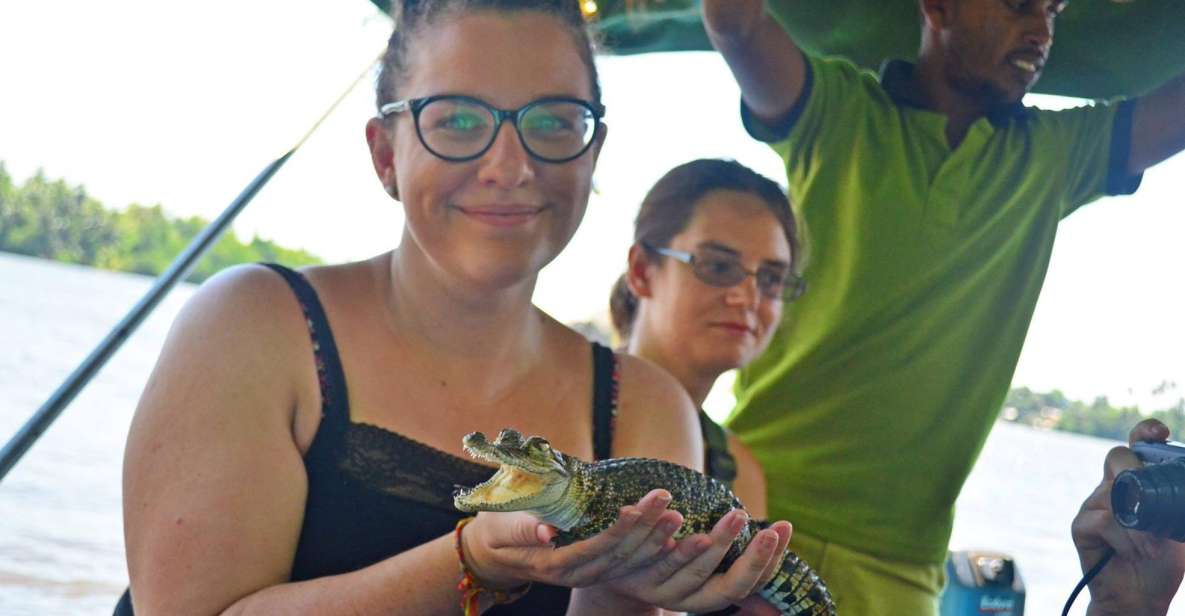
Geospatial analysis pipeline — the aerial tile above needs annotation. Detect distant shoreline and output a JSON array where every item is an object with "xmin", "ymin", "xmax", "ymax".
[
  {"xmin": 1002, "ymin": 385, "xmax": 1184, "ymax": 441},
  {"xmin": 0, "ymin": 163, "xmax": 321, "ymax": 284}
]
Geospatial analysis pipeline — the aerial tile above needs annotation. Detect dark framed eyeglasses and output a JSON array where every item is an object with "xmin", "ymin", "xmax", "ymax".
[
  {"xmin": 378, "ymin": 94, "xmax": 605, "ymax": 163},
  {"xmin": 643, "ymin": 243, "xmax": 806, "ymax": 302}
]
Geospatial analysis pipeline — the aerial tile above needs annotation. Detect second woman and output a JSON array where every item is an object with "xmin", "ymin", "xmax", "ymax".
[{"xmin": 611, "ymin": 158, "xmax": 804, "ymax": 519}]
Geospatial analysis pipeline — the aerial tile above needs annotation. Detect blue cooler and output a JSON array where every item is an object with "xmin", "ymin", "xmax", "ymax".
[{"xmin": 939, "ymin": 550, "xmax": 1025, "ymax": 615}]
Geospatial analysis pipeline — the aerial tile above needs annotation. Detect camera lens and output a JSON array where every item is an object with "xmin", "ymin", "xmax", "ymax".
[{"xmin": 1112, "ymin": 462, "xmax": 1185, "ymax": 542}]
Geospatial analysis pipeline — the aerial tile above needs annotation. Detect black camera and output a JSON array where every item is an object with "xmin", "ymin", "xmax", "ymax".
[{"xmin": 1111, "ymin": 440, "xmax": 1185, "ymax": 542}]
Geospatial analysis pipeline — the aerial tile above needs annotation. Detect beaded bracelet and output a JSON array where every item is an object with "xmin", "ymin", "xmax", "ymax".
[{"xmin": 454, "ymin": 516, "xmax": 533, "ymax": 616}]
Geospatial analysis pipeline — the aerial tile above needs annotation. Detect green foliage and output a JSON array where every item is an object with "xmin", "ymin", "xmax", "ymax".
[
  {"xmin": 1003, "ymin": 386, "xmax": 1185, "ymax": 441},
  {"xmin": 0, "ymin": 164, "xmax": 320, "ymax": 282}
]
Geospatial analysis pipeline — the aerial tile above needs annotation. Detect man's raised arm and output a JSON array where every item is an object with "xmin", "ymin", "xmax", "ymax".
[
  {"xmin": 702, "ymin": 0, "xmax": 809, "ymax": 128},
  {"xmin": 1129, "ymin": 72, "xmax": 1185, "ymax": 174}
]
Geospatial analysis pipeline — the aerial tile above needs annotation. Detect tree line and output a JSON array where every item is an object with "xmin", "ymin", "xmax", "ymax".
[
  {"xmin": 8, "ymin": 164, "xmax": 1181, "ymax": 442},
  {"xmin": 0, "ymin": 163, "xmax": 320, "ymax": 282},
  {"xmin": 1004, "ymin": 385, "xmax": 1185, "ymax": 441}
]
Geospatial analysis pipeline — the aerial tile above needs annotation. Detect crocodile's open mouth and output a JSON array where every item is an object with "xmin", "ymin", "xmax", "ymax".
[
  {"xmin": 454, "ymin": 465, "xmax": 551, "ymax": 511},
  {"xmin": 453, "ymin": 429, "xmax": 568, "ymax": 512}
]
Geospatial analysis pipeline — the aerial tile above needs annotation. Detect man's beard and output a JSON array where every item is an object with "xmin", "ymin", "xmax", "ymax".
[{"xmin": 945, "ymin": 37, "xmax": 1026, "ymax": 107}]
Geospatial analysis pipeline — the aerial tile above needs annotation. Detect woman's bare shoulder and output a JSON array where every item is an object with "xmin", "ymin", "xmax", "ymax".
[
  {"xmin": 180, "ymin": 263, "xmax": 302, "ymax": 323},
  {"xmin": 138, "ymin": 264, "xmax": 319, "ymax": 416},
  {"xmin": 176, "ymin": 259, "xmax": 375, "ymax": 350},
  {"xmin": 612, "ymin": 353, "xmax": 703, "ymax": 470}
]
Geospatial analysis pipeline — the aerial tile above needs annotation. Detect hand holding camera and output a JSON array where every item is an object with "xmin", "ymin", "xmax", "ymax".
[
  {"xmin": 1069, "ymin": 419, "xmax": 1185, "ymax": 616},
  {"xmin": 1113, "ymin": 438, "xmax": 1185, "ymax": 541}
]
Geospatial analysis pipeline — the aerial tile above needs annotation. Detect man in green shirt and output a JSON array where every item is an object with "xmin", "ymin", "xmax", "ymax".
[{"xmin": 701, "ymin": 0, "xmax": 1185, "ymax": 613}]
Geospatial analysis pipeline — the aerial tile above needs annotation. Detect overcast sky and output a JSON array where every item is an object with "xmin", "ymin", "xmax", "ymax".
[{"xmin": 3, "ymin": 0, "xmax": 1182, "ymax": 413}]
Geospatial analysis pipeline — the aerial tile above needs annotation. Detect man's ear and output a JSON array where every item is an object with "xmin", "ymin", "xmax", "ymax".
[
  {"xmin": 626, "ymin": 243, "xmax": 655, "ymax": 299},
  {"xmin": 365, "ymin": 117, "xmax": 398, "ymax": 199}
]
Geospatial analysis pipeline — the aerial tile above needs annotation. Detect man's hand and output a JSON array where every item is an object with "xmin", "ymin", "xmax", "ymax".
[{"xmin": 1070, "ymin": 419, "xmax": 1185, "ymax": 615}]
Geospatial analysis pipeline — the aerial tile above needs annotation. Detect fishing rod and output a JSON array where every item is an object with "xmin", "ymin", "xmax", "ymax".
[{"xmin": 0, "ymin": 55, "xmax": 381, "ymax": 484}]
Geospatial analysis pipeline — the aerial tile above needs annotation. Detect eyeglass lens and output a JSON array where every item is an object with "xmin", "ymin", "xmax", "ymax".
[
  {"xmin": 691, "ymin": 251, "xmax": 800, "ymax": 301},
  {"xmin": 416, "ymin": 98, "xmax": 596, "ymax": 161}
]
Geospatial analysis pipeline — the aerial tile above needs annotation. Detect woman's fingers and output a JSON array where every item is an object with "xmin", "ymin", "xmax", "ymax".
[
  {"xmin": 607, "ymin": 490, "xmax": 679, "ymax": 569},
  {"xmin": 485, "ymin": 501, "xmax": 787, "ymax": 613},
  {"xmin": 651, "ymin": 509, "xmax": 763, "ymax": 605},
  {"xmin": 622, "ymin": 509, "xmax": 684, "ymax": 569},
  {"xmin": 549, "ymin": 490, "xmax": 682, "ymax": 585},
  {"xmin": 696, "ymin": 515, "xmax": 781, "ymax": 603},
  {"xmin": 753, "ymin": 522, "xmax": 792, "ymax": 587},
  {"xmin": 589, "ymin": 510, "xmax": 794, "ymax": 613},
  {"xmin": 623, "ymin": 531, "xmax": 715, "ymax": 591},
  {"xmin": 560, "ymin": 507, "xmax": 646, "ymax": 581}
]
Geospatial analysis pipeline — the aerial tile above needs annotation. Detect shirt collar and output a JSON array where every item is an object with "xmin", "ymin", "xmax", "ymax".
[{"xmin": 878, "ymin": 59, "xmax": 1029, "ymax": 128}]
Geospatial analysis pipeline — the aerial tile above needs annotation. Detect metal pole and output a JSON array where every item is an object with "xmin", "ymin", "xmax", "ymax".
[
  {"xmin": 0, "ymin": 53, "xmax": 380, "ymax": 483},
  {"xmin": 0, "ymin": 152, "xmax": 292, "ymax": 482}
]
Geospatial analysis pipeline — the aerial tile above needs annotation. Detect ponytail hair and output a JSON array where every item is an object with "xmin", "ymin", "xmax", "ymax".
[{"xmin": 609, "ymin": 273, "xmax": 639, "ymax": 342}]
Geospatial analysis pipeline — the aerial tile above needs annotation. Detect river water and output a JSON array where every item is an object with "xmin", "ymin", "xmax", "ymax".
[{"xmin": 0, "ymin": 252, "xmax": 1177, "ymax": 615}]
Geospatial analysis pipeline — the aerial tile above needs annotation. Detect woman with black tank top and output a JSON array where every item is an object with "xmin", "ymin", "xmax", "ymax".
[
  {"xmin": 117, "ymin": 2, "xmax": 793, "ymax": 615},
  {"xmin": 609, "ymin": 159, "xmax": 806, "ymax": 523}
]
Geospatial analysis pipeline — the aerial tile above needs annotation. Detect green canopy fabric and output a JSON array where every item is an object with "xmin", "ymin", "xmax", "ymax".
[{"xmin": 365, "ymin": 0, "xmax": 1184, "ymax": 99}]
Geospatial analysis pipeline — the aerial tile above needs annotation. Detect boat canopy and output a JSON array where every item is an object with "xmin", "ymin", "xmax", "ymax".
[{"xmin": 367, "ymin": 0, "xmax": 1185, "ymax": 100}]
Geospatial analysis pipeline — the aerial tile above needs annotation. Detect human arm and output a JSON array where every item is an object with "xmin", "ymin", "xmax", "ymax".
[
  {"xmin": 123, "ymin": 266, "xmax": 469, "ymax": 614},
  {"xmin": 1070, "ymin": 419, "xmax": 1185, "ymax": 616},
  {"xmin": 123, "ymin": 267, "xmax": 688, "ymax": 615},
  {"xmin": 1128, "ymin": 72, "xmax": 1185, "ymax": 174},
  {"xmin": 701, "ymin": 0, "xmax": 808, "ymax": 127}
]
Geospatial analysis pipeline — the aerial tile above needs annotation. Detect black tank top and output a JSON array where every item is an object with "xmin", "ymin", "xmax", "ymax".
[
  {"xmin": 114, "ymin": 263, "xmax": 620, "ymax": 615},
  {"xmin": 699, "ymin": 409, "xmax": 737, "ymax": 489}
]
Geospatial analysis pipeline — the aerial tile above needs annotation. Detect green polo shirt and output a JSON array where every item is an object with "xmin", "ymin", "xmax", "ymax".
[{"xmin": 728, "ymin": 53, "xmax": 1141, "ymax": 564}]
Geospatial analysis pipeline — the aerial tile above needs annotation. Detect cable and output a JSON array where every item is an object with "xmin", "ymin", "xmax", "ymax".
[
  {"xmin": 0, "ymin": 49, "xmax": 385, "ymax": 483},
  {"xmin": 1062, "ymin": 547, "xmax": 1115, "ymax": 616}
]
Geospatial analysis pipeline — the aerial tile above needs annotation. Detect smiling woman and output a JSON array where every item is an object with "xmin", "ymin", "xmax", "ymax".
[{"xmin": 114, "ymin": 2, "xmax": 791, "ymax": 615}]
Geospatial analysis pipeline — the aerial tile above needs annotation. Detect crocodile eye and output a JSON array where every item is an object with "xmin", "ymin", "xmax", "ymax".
[{"xmin": 524, "ymin": 436, "xmax": 552, "ymax": 453}]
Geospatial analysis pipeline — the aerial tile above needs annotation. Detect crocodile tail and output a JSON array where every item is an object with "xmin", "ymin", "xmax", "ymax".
[{"xmin": 758, "ymin": 547, "xmax": 837, "ymax": 616}]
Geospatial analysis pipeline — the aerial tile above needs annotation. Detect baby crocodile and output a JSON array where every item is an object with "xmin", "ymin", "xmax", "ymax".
[{"xmin": 454, "ymin": 428, "xmax": 836, "ymax": 616}]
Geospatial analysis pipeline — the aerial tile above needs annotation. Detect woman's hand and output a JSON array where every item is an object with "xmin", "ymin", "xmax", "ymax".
[
  {"xmin": 597, "ymin": 511, "xmax": 792, "ymax": 613},
  {"xmin": 1070, "ymin": 419, "xmax": 1185, "ymax": 616},
  {"xmin": 461, "ymin": 489, "xmax": 686, "ymax": 590}
]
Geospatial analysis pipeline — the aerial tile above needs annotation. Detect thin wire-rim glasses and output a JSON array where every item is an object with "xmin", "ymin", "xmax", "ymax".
[
  {"xmin": 644, "ymin": 243, "xmax": 806, "ymax": 302},
  {"xmin": 379, "ymin": 95, "xmax": 604, "ymax": 163}
]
